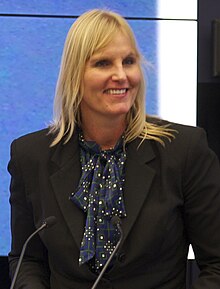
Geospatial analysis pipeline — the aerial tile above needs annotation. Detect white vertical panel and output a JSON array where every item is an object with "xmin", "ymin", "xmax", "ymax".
[
  {"xmin": 157, "ymin": 1, "xmax": 197, "ymax": 259},
  {"xmin": 157, "ymin": 0, "xmax": 197, "ymax": 19},
  {"xmin": 157, "ymin": 20, "xmax": 197, "ymax": 126}
]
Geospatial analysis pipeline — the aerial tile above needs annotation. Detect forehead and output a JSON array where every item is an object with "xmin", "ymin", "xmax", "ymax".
[{"xmin": 91, "ymin": 32, "xmax": 136, "ymax": 59}]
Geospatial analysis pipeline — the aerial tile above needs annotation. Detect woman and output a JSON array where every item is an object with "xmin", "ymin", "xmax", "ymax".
[{"xmin": 8, "ymin": 9, "xmax": 220, "ymax": 289}]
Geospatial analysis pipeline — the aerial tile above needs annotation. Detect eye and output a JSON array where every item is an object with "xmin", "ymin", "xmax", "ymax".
[
  {"xmin": 94, "ymin": 59, "xmax": 110, "ymax": 67},
  {"xmin": 123, "ymin": 56, "xmax": 136, "ymax": 65}
]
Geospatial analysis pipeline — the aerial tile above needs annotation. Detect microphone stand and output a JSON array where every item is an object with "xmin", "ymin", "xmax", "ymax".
[
  {"xmin": 91, "ymin": 216, "xmax": 123, "ymax": 289},
  {"xmin": 10, "ymin": 216, "xmax": 57, "ymax": 289}
]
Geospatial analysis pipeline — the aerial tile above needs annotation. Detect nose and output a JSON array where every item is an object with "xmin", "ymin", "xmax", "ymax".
[{"xmin": 111, "ymin": 65, "xmax": 127, "ymax": 82}]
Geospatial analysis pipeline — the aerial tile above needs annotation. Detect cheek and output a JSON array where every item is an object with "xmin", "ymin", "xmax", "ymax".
[
  {"xmin": 85, "ymin": 79, "xmax": 106, "ymax": 97},
  {"xmin": 130, "ymin": 68, "xmax": 142, "ymax": 87}
]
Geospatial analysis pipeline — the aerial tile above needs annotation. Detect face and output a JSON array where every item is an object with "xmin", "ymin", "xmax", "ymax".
[{"xmin": 80, "ymin": 31, "xmax": 141, "ymax": 124}]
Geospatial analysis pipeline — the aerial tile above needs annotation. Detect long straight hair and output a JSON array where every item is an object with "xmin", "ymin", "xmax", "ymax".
[{"xmin": 49, "ymin": 9, "xmax": 174, "ymax": 146}]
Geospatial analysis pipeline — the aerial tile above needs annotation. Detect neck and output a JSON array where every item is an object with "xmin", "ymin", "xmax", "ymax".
[{"xmin": 81, "ymin": 118, "xmax": 126, "ymax": 150}]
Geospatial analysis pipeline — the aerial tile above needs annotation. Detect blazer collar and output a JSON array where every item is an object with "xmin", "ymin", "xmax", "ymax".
[
  {"xmin": 50, "ymin": 130, "xmax": 86, "ymax": 249},
  {"xmin": 51, "ymin": 131, "xmax": 79, "ymax": 167},
  {"xmin": 121, "ymin": 138, "xmax": 156, "ymax": 243}
]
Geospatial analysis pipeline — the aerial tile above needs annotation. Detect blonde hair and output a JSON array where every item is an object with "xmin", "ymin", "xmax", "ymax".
[{"xmin": 49, "ymin": 9, "xmax": 175, "ymax": 146}]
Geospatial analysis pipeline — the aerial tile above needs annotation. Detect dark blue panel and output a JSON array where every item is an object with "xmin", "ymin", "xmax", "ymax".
[
  {"xmin": 0, "ymin": 16, "xmax": 158, "ymax": 254},
  {"xmin": 0, "ymin": 0, "xmax": 157, "ymax": 18}
]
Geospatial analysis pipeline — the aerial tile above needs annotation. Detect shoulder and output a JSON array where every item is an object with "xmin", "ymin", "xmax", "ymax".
[
  {"xmin": 145, "ymin": 117, "xmax": 213, "ymax": 163},
  {"xmin": 169, "ymin": 122, "xmax": 207, "ymax": 149},
  {"xmin": 10, "ymin": 128, "xmax": 57, "ymax": 161},
  {"xmin": 145, "ymin": 119, "xmax": 219, "ymax": 179},
  {"xmin": 12, "ymin": 128, "xmax": 52, "ymax": 147},
  {"xmin": 147, "ymin": 116, "xmax": 207, "ymax": 145}
]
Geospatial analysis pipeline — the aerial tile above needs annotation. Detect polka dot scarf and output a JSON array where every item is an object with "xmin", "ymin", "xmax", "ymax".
[{"xmin": 70, "ymin": 132, "xmax": 127, "ymax": 272}]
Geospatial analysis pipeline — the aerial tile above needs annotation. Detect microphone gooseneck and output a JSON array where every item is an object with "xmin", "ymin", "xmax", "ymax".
[
  {"xmin": 91, "ymin": 216, "xmax": 123, "ymax": 289},
  {"xmin": 10, "ymin": 216, "xmax": 57, "ymax": 289}
]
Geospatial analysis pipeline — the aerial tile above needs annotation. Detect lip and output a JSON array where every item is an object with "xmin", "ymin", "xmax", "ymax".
[
  {"xmin": 103, "ymin": 89, "xmax": 129, "ymax": 100},
  {"xmin": 103, "ymin": 88, "xmax": 129, "ymax": 96}
]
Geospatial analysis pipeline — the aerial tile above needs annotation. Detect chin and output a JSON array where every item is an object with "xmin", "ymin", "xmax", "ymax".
[
  {"xmin": 109, "ymin": 103, "xmax": 133, "ymax": 114},
  {"xmin": 108, "ymin": 109, "xmax": 130, "ymax": 117}
]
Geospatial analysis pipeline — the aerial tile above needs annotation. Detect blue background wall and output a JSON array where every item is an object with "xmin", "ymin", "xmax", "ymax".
[{"xmin": 0, "ymin": 1, "xmax": 158, "ymax": 256}]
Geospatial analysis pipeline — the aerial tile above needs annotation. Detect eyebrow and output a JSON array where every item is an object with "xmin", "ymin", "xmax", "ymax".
[{"xmin": 89, "ymin": 52, "xmax": 137, "ymax": 64}]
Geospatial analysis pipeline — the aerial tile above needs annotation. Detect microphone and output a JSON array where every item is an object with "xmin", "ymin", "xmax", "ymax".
[
  {"xmin": 10, "ymin": 216, "xmax": 57, "ymax": 289},
  {"xmin": 91, "ymin": 216, "xmax": 123, "ymax": 289}
]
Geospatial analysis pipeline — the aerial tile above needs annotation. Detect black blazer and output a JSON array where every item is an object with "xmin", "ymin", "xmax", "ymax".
[{"xmin": 8, "ymin": 121, "xmax": 220, "ymax": 289}]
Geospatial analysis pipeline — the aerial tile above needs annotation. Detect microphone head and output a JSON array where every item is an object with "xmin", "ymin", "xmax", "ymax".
[
  {"xmin": 43, "ymin": 216, "xmax": 57, "ymax": 228},
  {"xmin": 111, "ymin": 215, "xmax": 121, "ymax": 227}
]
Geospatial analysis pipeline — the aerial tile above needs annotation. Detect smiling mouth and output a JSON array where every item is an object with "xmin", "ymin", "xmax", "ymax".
[{"xmin": 104, "ymin": 88, "xmax": 128, "ymax": 95}]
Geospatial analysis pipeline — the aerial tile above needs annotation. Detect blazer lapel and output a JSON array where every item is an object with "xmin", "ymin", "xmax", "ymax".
[
  {"xmin": 49, "ymin": 132, "xmax": 85, "ymax": 249},
  {"xmin": 121, "ymin": 139, "xmax": 156, "ymax": 243}
]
